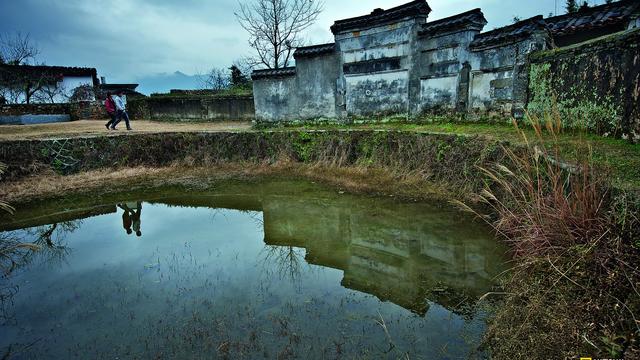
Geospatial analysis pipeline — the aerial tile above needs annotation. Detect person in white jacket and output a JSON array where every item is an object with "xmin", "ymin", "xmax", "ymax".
[{"xmin": 111, "ymin": 91, "xmax": 132, "ymax": 130}]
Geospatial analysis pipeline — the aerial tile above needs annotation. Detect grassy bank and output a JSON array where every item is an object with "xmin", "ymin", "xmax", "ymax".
[{"xmin": 283, "ymin": 121, "xmax": 640, "ymax": 190}]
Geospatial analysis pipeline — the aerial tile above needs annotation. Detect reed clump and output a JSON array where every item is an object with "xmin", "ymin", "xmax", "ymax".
[
  {"xmin": 474, "ymin": 112, "xmax": 608, "ymax": 256},
  {"xmin": 475, "ymin": 110, "xmax": 639, "ymax": 359}
]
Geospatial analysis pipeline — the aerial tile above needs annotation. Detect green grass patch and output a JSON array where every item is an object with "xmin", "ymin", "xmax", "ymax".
[{"xmin": 282, "ymin": 121, "xmax": 640, "ymax": 190}]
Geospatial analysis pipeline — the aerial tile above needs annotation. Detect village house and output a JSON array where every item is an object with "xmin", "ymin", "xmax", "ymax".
[
  {"xmin": 252, "ymin": 0, "xmax": 640, "ymax": 122},
  {"xmin": 0, "ymin": 64, "xmax": 99, "ymax": 104}
]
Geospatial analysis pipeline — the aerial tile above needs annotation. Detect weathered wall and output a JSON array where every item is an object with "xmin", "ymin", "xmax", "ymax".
[
  {"xmin": 336, "ymin": 18, "xmax": 423, "ymax": 118},
  {"xmin": 127, "ymin": 96, "xmax": 254, "ymax": 121},
  {"xmin": 295, "ymin": 54, "xmax": 341, "ymax": 120},
  {"xmin": 416, "ymin": 30, "xmax": 479, "ymax": 113},
  {"xmin": 253, "ymin": 75, "xmax": 298, "ymax": 122},
  {"xmin": 469, "ymin": 35, "xmax": 546, "ymax": 116},
  {"xmin": 528, "ymin": 29, "xmax": 640, "ymax": 138}
]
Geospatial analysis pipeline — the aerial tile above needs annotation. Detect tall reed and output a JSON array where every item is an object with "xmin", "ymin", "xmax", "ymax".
[{"xmin": 472, "ymin": 111, "xmax": 608, "ymax": 257}]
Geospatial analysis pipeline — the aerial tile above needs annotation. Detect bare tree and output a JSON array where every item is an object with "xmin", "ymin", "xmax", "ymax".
[
  {"xmin": 197, "ymin": 67, "xmax": 230, "ymax": 91},
  {"xmin": 0, "ymin": 69, "xmax": 59, "ymax": 104},
  {"xmin": 0, "ymin": 32, "xmax": 39, "ymax": 65},
  {"xmin": 235, "ymin": 0, "xmax": 324, "ymax": 69},
  {"xmin": 33, "ymin": 82, "xmax": 69, "ymax": 103}
]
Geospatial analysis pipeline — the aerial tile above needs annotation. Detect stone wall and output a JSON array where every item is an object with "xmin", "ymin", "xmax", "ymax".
[
  {"xmin": 528, "ymin": 28, "xmax": 640, "ymax": 138},
  {"xmin": 69, "ymin": 100, "xmax": 109, "ymax": 120},
  {"xmin": 131, "ymin": 96, "xmax": 255, "ymax": 121}
]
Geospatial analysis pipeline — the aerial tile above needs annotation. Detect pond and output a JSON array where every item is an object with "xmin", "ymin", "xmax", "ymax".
[{"xmin": 0, "ymin": 180, "xmax": 508, "ymax": 359}]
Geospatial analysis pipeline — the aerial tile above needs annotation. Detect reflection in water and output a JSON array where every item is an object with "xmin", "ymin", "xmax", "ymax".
[
  {"xmin": 0, "ymin": 180, "xmax": 507, "ymax": 359},
  {"xmin": 1, "ymin": 220, "xmax": 80, "ymax": 276},
  {"xmin": 262, "ymin": 193, "xmax": 503, "ymax": 315},
  {"xmin": 118, "ymin": 202, "xmax": 142, "ymax": 237}
]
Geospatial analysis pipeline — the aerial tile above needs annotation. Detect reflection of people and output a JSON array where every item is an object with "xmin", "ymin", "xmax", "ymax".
[
  {"xmin": 118, "ymin": 203, "xmax": 133, "ymax": 235},
  {"xmin": 118, "ymin": 202, "xmax": 141, "ymax": 236},
  {"xmin": 131, "ymin": 201, "xmax": 142, "ymax": 237}
]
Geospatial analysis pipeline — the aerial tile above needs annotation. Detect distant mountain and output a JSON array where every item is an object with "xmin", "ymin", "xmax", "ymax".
[{"xmin": 134, "ymin": 71, "xmax": 201, "ymax": 95}]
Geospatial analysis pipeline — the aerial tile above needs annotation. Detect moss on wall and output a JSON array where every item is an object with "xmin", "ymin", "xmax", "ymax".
[{"xmin": 528, "ymin": 29, "xmax": 640, "ymax": 139}]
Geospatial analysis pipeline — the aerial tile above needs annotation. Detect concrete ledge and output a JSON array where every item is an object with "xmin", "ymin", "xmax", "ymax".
[{"xmin": 0, "ymin": 114, "xmax": 71, "ymax": 125}]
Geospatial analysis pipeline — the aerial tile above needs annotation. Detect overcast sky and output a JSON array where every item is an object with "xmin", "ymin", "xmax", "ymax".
[{"xmin": 0, "ymin": 0, "xmax": 609, "ymax": 87}]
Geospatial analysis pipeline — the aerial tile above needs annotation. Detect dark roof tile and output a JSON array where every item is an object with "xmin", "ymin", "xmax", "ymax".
[
  {"xmin": 0, "ymin": 64, "xmax": 99, "ymax": 86},
  {"xmin": 294, "ymin": 43, "xmax": 336, "ymax": 59},
  {"xmin": 331, "ymin": 0, "xmax": 431, "ymax": 34},
  {"xmin": 470, "ymin": 15, "xmax": 547, "ymax": 50},
  {"xmin": 251, "ymin": 67, "xmax": 296, "ymax": 80},
  {"xmin": 546, "ymin": 0, "xmax": 640, "ymax": 36},
  {"xmin": 418, "ymin": 8, "xmax": 487, "ymax": 37}
]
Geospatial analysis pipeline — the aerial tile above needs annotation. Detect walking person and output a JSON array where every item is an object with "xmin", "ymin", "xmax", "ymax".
[
  {"xmin": 104, "ymin": 92, "xmax": 118, "ymax": 130},
  {"xmin": 112, "ymin": 91, "xmax": 132, "ymax": 131}
]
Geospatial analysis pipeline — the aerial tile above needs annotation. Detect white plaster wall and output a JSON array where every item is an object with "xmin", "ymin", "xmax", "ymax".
[
  {"xmin": 469, "ymin": 70, "xmax": 512, "ymax": 110},
  {"xmin": 60, "ymin": 76, "xmax": 94, "ymax": 101},
  {"xmin": 420, "ymin": 75, "xmax": 458, "ymax": 108},
  {"xmin": 343, "ymin": 42, "xmax": 409, "ymax": 63},
  {"xmin": 423, "ymin": 46, "xmax": 458, "ymax": 62},
  {"xmin": 345, "ymin": 70, "xmax": 409, "ymax": 116}
]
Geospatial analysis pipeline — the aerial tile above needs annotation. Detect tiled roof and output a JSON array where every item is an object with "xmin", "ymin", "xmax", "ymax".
[
  {"xmin": 294, "ymin": 43, "xmax": 336, "ymax": 59},
  {"xmin": 330, "ymin": 0, "xmax": 432, "ymax": 34},
  {"xmin": 0, "ymin": 64, "xmax": 99, "ymax": 85},
  {"xmin": 418, "ymin": 8, "xmax": 487, "ymax": 37},
  {"xmin": 251, "ymin": 67, "xmax": 296, "ymax": 80},
  {"xmin": 470, "ymin": 15, "xmax": 547, "ymax": 50},
  {"xmin": 546, "ymin": 0, "xmax": 640, "ymax": 36},
  {"xmin": 101, "ymin": 84, "xmax": 139, "ymax": 90}
]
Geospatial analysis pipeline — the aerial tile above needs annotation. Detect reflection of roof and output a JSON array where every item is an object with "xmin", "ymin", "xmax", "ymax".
[
  {"xmin": 294, "ymin": 43, "xmax": 336, "ymax": 59},
  {"xmin": 418, "ymin": 8, "xmax": 487, "ymax": 37},
  {"xmin": 0, "ymin": 64, "xmax": 99, "ymax": 86},
  {"xmin": 470, "ymin": 15, "xmax": 547, "ymax": 50},
  {"xmin": 251, "ymin": 67, "xmax": 296, "ymax": 80},
  {"xmin": 330, "ymin": 0, "xmax": 432, "ymax": 34},
  {"xmin": 546, "ymin": 0, "xmax": 640, "ymax": 36}
]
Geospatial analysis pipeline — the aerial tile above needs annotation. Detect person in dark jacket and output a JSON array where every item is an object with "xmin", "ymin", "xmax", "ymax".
[{"xmin": 104, "ymin": 92, "xmax": 118, "ymax": 130}]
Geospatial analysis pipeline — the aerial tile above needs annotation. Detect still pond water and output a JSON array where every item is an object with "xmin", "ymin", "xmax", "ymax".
[{"xmin": 0, "ymin": 180, "xmax": 507, "ymax": 359}]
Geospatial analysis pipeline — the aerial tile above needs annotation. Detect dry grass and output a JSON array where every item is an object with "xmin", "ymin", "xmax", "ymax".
[
  {"xmin": 0, "ymin": 160, "xmax": 452, "ymax": 205},
  {"xmin": 0, "ymin": 163, "xmax": 14, "ymax": 214},
  {"xmin": 472, "ymin": 112, "xmax": 640, "ymax": 359},
  {"xmin": 0, "ymin": 120, "xmax": 252, "ymax": 141},
  {"xmin": 469, "ymin": 115, "xmax": 608, "ymax": 257}
]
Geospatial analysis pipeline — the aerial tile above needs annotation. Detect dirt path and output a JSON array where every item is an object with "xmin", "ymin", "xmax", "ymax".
[{"xmin": 0, "ymin": 120, "xmax": 253, "ymax": 140}]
